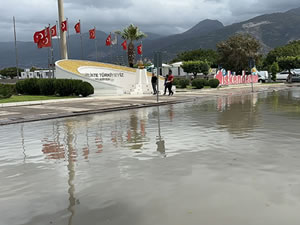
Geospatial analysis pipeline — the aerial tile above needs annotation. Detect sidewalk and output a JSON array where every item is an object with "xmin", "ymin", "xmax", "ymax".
[{"xmin": 0, "ymin": 83, "xmax": 289, "ymax": 126}]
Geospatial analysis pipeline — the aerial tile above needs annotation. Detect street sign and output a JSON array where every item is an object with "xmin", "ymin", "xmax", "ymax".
[{"xmin": 154, "ymin": 52, "xmax": 162, "ymax": 68}]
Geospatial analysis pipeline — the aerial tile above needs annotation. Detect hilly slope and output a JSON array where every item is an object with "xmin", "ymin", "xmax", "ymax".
[{"xmin": 156, "ymin": 7, "xmax": 300, "ymax": 60}]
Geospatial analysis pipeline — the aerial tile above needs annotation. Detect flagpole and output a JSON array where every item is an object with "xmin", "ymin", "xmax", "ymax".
[
  {"xmin": 49, "ymin": 24, "xmax": 54, "ymax": 78},
  {"xmin": 56, "ymin": 20, "xmax": 61, "ymax": 59},
  {"xmin": 79, "ymin": 20, "xmax": 83, "ymax": 60},
  {"xmin": 67, "ymin": 17, "xmax": 70, "ymax": 58},
  {"xmin": 57, "ymin": 0, "xmax": 68, "ymax": 59},
  {"xmin": 13, "ymin": 16, "xmax": 19, "ymax": 80},
  {"xmin": 95, "ymin": 27, "xmax": 98, "ymax": 61}
]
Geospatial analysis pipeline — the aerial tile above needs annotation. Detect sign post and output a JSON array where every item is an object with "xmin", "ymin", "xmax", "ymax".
[{"xmin": 154, "ymin": 52, "xmax": 162, "ymax": 103}]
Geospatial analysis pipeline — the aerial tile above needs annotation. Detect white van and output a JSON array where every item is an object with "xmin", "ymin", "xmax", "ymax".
[{"xmin": 258, "ymin": 71, "xmax": 269, "ymax": 83}]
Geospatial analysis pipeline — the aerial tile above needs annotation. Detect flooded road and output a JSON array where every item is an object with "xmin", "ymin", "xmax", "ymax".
[{"xmin": 1, "ymin": 88, "xmax": 300, "ymax": 225}]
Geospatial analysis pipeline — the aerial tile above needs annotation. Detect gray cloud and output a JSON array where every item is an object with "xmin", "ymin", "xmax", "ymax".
[{"xmin": 0, "ymin": 0, "xmax": 299, "ymax": 42}]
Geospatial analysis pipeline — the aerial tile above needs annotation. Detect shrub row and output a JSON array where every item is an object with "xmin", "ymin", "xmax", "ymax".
[
  {"xmin": 173, "ymin": 78, "xmax": 190, "ymax": 88},
  {"xmin": 191, "ymin": 78, "xmax": 220, "ymax": 89},
  {"xmin": 0, "ymin": 84, "xmax": 16, "ymax": 99},
  {"xmin": 16, "ymin": 79, "xmax": 94, "ymax": 97}
]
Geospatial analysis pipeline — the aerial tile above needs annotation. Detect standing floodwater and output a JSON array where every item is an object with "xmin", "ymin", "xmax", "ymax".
[{"xmin": 1, "ymin": 88, "xmax": 300, "ymax": 225}]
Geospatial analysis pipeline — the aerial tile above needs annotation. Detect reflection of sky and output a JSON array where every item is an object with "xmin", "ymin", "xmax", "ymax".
[{"xmin": 0, "ymin": 88, "xmax": 300, "ymax": 225}]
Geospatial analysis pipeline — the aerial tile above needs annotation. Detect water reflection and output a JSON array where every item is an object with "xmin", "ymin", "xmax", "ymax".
[
  {"xmin": 1, "ymin": 88, "xmax": 300, "ymax": 225},
  {"xmin": 156, "ymin": 106, "xmax": 166, "ymax": 157}
]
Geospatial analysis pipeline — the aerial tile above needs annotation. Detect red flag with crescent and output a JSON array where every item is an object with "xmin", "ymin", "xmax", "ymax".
[
  {"xmin": 50, "ymin": 25, "xmax": 57, "ymax": 37},
  {"xmin": 61, "ymin": 20, "xmax": 67, "ymax": 32},
  {"xmin": 89, "ymin": 28, "xmax": 96, "ymax": 39},
  {"xmin": 137, "ymin": 44, "xmax": 142, "ymax": 55},
  {"xmin": 37, "ymin": 27, "xmax": 51, "ymax": 48},
  {"xmin": 33, "ymin": 29, "xmax": 47, "ymax": 43},
  {"xmin": 74, "ymin": 22, "xmax": 80, "ymax": 33},
  {"xmin": 121, "ymin": 40, "xmax": 127, "ymax": 50},
  {"xmin": 106, "ymin": 34, "xmax": 112, "ymax": 46}
]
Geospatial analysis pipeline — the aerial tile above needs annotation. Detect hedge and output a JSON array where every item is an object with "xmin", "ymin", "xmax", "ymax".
[
  {"xmin": 191, "ymin": 79, "xmax": 206, "ymax": 89},
  {"xmin": 0, "ymin": 84, "xmax": 16, "ymax": 99},
  {"xmin": 208, "ymin": 79, "xmax": 220, "ymax": 88},
  {"xmin": 16, "ymin": 78, "xmax": 94, "ymax": 97}
]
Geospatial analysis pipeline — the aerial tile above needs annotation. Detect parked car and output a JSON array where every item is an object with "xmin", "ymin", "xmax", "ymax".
[
  {"xmin": 291, "ymin": 73, "xmax": 300, "ymax": 82},
  {"xmin": 258, "ymin": 71, "xmax": 269, "ymax": 83},
  {"xmin": 276, "ymin": 71, "xmax": 289, "ymax": 81}
]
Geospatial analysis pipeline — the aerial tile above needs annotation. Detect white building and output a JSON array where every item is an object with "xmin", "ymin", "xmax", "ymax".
[{"xmin": 21, "ymin": 69, "xmax": 53, "ymax": 79}]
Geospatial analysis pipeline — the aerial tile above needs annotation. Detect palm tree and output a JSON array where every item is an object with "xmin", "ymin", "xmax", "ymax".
[{"xmin": 116, "ymin": 24, "xmax": 147, "ymax": 67}]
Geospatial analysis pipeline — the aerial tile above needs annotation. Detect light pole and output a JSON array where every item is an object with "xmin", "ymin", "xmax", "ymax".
[{"xmin": 57, "ymin": 0, "xmax": 68, "ymax": 59}]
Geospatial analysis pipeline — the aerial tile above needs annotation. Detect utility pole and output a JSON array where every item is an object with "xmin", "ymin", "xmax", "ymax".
[
  {"xmin": 13, "ymin": 16, "xmax": 19, "ymax": 80},
  {"xmin": 57, "ymin": 0, "xmax": 68, "ymax": 59}
]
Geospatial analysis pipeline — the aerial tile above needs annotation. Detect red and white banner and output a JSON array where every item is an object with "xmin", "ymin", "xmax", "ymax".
[
  {"xmin": 121, "ymin": 40, "xmax": 127, "ymax": 50},
  {"xmin": 215, "ymin": 70, "xmax": 258, "ymax": 86},
  {"xmin": 50, "ymin": 25, "xmax": 57, "ymax": 37},
  {"xmin": 106, "ymin": 34, "xmax": 112, "ymax": 46},
  {"xmin": 61, "ymin": 20, "xmax": 67, "ymax": 32},
  {"xmin": 137, "ymin": 44, "xmax": 142, "ymax": 55},
  {"xmin": 33, "ymin": 29, "xmax": 47, "ymax": 43},
  {"xmin": 37, "ymin": 27, "xmax": 51, "ymax": 48},
  {"xmin": 74, "ymin": 22, "xmax": 80, "ymax": 33},
  {"xmin": 89, "ymin": 28, "xmax": 96, "ymax": 39}
]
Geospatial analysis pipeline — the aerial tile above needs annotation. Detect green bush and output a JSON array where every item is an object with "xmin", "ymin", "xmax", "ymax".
[
  {"xmin": 38, "ymin": 79, "xmax": 55, "ymax": 95},
  {"xmin": 77, "ymin": 82, "xmax": 94, "ymax": 97},
  {"xmin": 0, "ymin": 84, "xmax": 16, "ymax": 99},
  {"xmin": 15, "ymin": 78, "xmax": 93, "ymax": 97},
  {"xmin": 173, "ymin": 78, "xmax": 180, "ymax": 87},
  {"xmin": 16, "ymin": 80, "xmax": 25, "ymax": 94},
  {"xmin": 17, "ymin": 78, "xmax": 40, "ymax": 95},
  {"xmin": 191, "ymin": 79, "xmax": 205, "ymax": 89},
  {"xmin": 178, "ymin": 78, "xmax": 190, "ymax": 88},
  {"xmin": 208, "ymin": 79, "xmax": 220, "ymax": 88},
  {"xmin": 54, "ymin": 79, "xmax": 82, "ymax": 96},
  {"xmin": 203, "ymin": 79, "xmax": 209, "ymax": 86}
]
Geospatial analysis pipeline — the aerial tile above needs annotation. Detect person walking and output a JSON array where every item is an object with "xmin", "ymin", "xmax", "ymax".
[
  {"xmin": 166, "ymin": 70, "xmax": 174, "ymax": 96},
  {"xmin": 163, "ymin": 74, "xmax": 169, "ymax": 95},
  {"xmin": 151, "ymin": 72, "xmax": 158, "ymax": 95}
]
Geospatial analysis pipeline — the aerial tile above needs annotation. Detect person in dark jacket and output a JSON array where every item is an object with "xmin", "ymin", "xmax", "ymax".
[
  {"xmin": 151, "ymin": 72, "xmax": 158, "ymax": 94},
  {"xmin": 163, "ymin": 74, "xmax": 169, "ymax": 95}
]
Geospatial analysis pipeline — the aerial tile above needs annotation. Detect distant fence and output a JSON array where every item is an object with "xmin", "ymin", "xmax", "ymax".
[{"xmin": 215, "ymin": 70, "xmax": 258, "ymax": 86}]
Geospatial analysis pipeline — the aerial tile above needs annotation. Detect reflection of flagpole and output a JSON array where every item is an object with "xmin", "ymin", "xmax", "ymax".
[
  {"xmin": 56, "ymin": 20, "xmax": 61, "ymax": 59},
  {"xmin": 79, "ymin": 19, "xmax": 83, "ymax": 60},
  {"xmin": 13, "ymin": 16, "xmax": 19, "ymax": 80},
  {"xmin": 66, "ymin": 122, "xmax": 76, "ymax": 225},
  {"xmin": 156, "ymin": 106, "xmax": 166, "ymax": 157},
  {"xmin": 95, "ymin": 27, "xmax": 98, "ymax": 61}
]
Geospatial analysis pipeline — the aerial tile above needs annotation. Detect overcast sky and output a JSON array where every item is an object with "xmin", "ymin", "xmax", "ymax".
[{"xmin": 1, "ymin": 0, "xmax": 299, "ymax": 42}]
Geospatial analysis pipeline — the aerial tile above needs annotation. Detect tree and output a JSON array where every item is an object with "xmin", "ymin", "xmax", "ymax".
[
  {"xmin": 216, "ymin": 34, "xmax": 261, "ymax": 73},
  {"xmin": 171, "ymin": 49, "xmax": 219, "ymax": 67},
  {"xmin": 277, "ymin": 56, "xmax": 300, "ymax": 83},
  {"xmin": 270, "ymin": 62, "xmax": 279, "ymax": 82},
  {"xmin": 0, "ymin": 67, "xmax": 24, "ymax": 79},
  {"xmin": 116, "ymin": 24, "xmax": 147, "ymax": 68},
  {"xmin": 181, "ymin": 61, "xmax": 210, "ymax": 77},
  {"xmin": 265, "ymin": 40, "xmax": 300, "ymax": 67}
]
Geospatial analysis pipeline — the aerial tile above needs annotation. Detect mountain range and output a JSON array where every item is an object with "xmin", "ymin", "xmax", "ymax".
[{"xmin": 1, "ymin": 7, "xmax": 300, "ymax": 69}]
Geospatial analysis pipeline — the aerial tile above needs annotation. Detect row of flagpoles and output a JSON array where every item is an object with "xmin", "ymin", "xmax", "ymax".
[{"xmin": 33, "ymin": 19, "xmax": 143, "ymax": 66}]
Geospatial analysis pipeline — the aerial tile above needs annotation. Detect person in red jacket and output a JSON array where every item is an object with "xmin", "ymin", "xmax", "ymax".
[{"xmin": 166, "ymin": 70, "xmax": 174, "ymax": 96}]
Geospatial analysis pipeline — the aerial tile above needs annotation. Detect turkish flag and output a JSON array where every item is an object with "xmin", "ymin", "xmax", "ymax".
[
  {"xmin": 74, "ymin": 22, "xmax": 80, "ymax": 33},
  {"xmin": 37, "ymin": 27, "xmax": 51, "ymax": 48},
  {"xmin": 137, "ymin": 44, "xmax": 142, "ymax": 55},
  {"xmin": 50, "ymin": 25, "xmax": 57, "ymax": 37},
  {"xmin": 61, "ymin": 20, "xmax": 67, "ymax": 32},
  {"xmin": 121, "ymin": 40, "xmax": 127, "ymax": 50},
  {"xmin": 33, "ymin": 29, "xmax": 47, "ymax": 43},
  {"xmin": 106, "ymin": 34, "xmax": 111, "ymax": 46},
  {"xmin": 89, "ymin": 28, "xmax": 96, "ymax": 39}
]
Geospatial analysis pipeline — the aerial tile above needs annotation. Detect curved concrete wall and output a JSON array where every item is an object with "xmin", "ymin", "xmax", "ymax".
[{"xmin": 55, "ymin": 59, "xmax": 165, "ymax": 96}]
